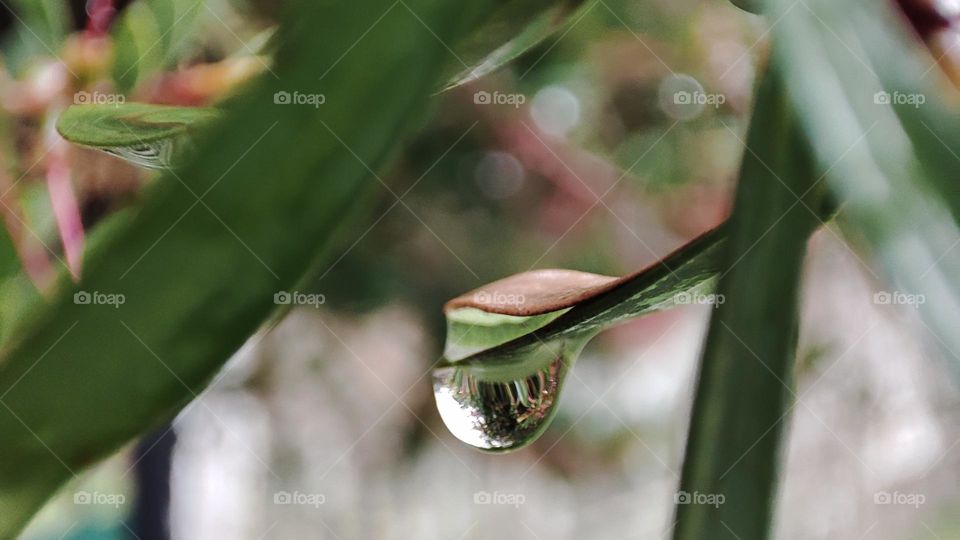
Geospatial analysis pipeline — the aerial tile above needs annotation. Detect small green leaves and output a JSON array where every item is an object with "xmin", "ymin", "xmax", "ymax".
[{"xmin": 56, "ymin": 103, "xmax": 219, "ymax": 168}]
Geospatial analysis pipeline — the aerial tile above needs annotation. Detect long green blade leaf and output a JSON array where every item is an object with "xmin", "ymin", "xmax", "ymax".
[
  {"xmin": 673, "ymin": 66, "xmax": 823, "ymax": 540},
  {"xmin": 0, "ymin": 0, "xmax": 492, "ymax": 535}
]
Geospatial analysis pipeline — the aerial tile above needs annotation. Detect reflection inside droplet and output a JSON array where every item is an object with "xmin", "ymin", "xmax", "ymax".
[
  {"xmin": 432, "ymin": 339, "xmax": 585, "ymax": 452},
  {"xmin": 102, "ymin": 139, "xmax": 175, "ymax": 169}
]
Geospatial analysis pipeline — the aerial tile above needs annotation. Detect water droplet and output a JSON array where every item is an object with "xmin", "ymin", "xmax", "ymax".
[{"xmin": 432, "ymin": 337, "xmax": 589, "ymax": 452}]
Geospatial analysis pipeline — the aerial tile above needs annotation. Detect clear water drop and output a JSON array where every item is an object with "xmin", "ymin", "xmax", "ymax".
[{"xmin": 432, "ymin": 338, "xmax": 587, "ymax": 452}]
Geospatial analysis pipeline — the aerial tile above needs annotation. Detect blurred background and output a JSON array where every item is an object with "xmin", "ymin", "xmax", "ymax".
[{"xmin": 1, "ymin": 0, "xmax": 959, "ymax": 538}]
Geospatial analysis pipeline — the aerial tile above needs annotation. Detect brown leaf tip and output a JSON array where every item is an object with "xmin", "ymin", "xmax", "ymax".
[{"xmin": 444, "ymin": 269, "xmax": 622, "ymax": 317}]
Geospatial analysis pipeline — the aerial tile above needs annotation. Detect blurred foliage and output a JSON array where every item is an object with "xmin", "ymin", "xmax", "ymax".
[{"xmin": 1, "ymin": 0, "xmax": 959, "ymax": 538}]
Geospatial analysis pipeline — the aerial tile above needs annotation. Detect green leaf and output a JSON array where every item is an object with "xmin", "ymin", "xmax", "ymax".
[
  {"xmin": 442, "ymin": 0, "xmax": 590, "ymax": 90},
  {"xmin": 0, "ymin": 0, "xmax": 495, "ymax": 535},
  {"xmin": 56, "ymin": 103, "xmax": 219, "ymax": 168},
  {"xmin": 442, "ymin": 222, "xmax": 726, "ymax": 366},
  {"xmin": 771, "ymin": 0, "xmax": 960, "ymax": 370},
  {"xmin": 433, "ymin": 224, "xmax": 731, "ymax": 452},
  {"xmin": 1, "ymin": 0, "xmax": 68, "ymax": 73},
  {"xmin": 673, "ymin": 66, "xmax": 823, "ymax": 540},
  {"xmin": 112, "ymin": 0, "xmax": 203, "ymax": 93}
]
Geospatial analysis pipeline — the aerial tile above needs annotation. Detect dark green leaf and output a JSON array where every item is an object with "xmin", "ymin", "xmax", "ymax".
[
  {"xmin": 673, "ymin": 67, "xmax": 823, "ymax": 540},
  {"xmin": 0, "ymin": 0, "xmax": 494, "ymax": 535}
]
